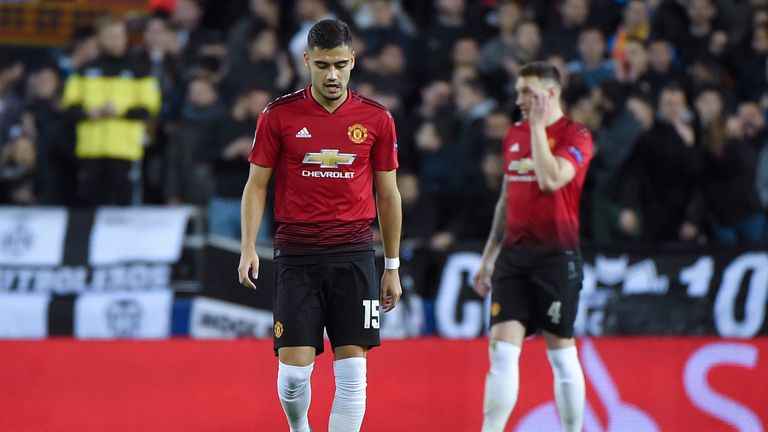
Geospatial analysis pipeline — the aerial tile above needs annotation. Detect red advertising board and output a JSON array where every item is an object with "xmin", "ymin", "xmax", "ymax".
[{"xmin": 1, "ymin": 338, "xmax": 766, "ymax": 431}]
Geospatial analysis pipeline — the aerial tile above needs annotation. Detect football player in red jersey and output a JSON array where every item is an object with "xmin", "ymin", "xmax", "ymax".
[
  {"xmin": 238, "ymin": 19, "xmax": 402, "ymax": 432},
  {"xmin": 473, "ymin": 61, "xmax": 594, "ymax": 432}
]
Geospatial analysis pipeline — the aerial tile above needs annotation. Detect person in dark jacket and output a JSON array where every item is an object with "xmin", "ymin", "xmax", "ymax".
[{"xmin": 618, "ymin": 84, "xmax": 704, "ymax": 242}]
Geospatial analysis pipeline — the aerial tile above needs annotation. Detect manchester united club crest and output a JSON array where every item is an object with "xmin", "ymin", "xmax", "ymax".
[
  {"xmin": 274, "ymin": 321, "xmax": 284, "ymax": 338},
  {"xmin": 491, "ymin": 302, "xmax": 501, "ymax": 317},
  {"xmin": 347, "ymin": 123, "xmax": 368, "ymax": 144}
]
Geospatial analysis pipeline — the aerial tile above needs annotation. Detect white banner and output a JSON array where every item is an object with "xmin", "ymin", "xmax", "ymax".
[
  {"xmin": 0, "ymin": 293, "xmax": 49, "ymax": 338},
  {"xmin": 89, "ymin": 207, "xmax": 191, "ymax": 265},
  {"xmin": 0, "ymin": 207, "xmax": 67, "ymax": 266},
  {"xmin": 74, "ymin": 291, "xmax": 173, "ymax": 339},
  {"xmin": 190, "ymin": 297, "xmax": 273, "ymax": 339}
]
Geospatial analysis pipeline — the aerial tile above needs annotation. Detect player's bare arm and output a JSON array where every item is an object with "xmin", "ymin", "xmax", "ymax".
[
  {"xmin": 528, "ymin": 89, "xmax": 575, "ymax": 193},
  {"xmin": 374, "ymin": 169, "xmax": 402, "ymax": 312},
  {"xmin": 473, "ymin": 178, "xmax": 508, "ymax": 298},
  {"xmin": 238, "ymin": 164, "xmax": 273, "ymax": 289}
]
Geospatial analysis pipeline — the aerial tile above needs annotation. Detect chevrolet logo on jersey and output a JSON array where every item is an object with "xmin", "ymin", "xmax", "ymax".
[
  {"xmin": 303, "ymin": 149, "xmax": 356, "ymax": 168},
  {"xmin": 508, "ymin": 158, "xmax": 534, "ymax": 174}
]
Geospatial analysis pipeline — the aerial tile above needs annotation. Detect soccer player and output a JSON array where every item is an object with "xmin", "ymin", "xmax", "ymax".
[
  {"xmin": 473, "ymin": 61, "xmax": 593, "ymax": 432},
  {"xmin": 237, "ymin": 19, "xmax": 402, "ymax": 432}
]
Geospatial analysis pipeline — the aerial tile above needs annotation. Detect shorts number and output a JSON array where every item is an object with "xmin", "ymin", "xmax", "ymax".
[
  {"xmin": 547, "ymin": 301, "xmax": 562, "ymax": 324},
  {"xmin": 363, "ymin": 300, "xmax": 380, "ymax": 329}
]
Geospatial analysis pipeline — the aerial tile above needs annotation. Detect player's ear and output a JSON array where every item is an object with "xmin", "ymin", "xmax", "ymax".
[
  {"xmin": 350, "ymin": 49, "xmax": 356, "ymax": 70},
  {"xmin": 303, "ymin": 51, "xmax": 309, "ymax": 68}
]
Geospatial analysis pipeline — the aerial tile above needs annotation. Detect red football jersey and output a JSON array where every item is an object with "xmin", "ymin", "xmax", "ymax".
[
  {"xmin": 249, "ymin": 87, "xmax": 398, "ymax": 254},
  {"xmin": 502, "ymin": 116, "xmax": 593, "ymax": 249}
]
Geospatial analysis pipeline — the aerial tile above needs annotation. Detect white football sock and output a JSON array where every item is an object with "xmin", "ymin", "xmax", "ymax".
[
  {"xmin": 277, "ymin": 361, "xmax": 314, "ymax": 432},
  {"xmin": 482, "ymin": 341, "xmax": 521, "ymax": 432},
  {"xmin": 547, "ymin": 346, "xmax": 585, "ymax": 432},
  {"xmin": 328, "ymin": 357, "xmax": 367, "ymax": 432}
]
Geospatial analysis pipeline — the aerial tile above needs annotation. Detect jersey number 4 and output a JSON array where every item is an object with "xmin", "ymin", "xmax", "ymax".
[
  {"xmin": 547, "ymin": 301, "xmax": 562, "ymax": 325},
  {"xmin": 363, "ymin": 300, "xmax": 380, "ymax": 329}
]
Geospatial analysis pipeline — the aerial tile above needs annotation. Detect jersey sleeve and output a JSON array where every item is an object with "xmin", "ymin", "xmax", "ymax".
[
  {"xmin": 554, "ymin": 125, "xmax": 593, "ymax": 174},
  {"xmin": 371, "ymin": 111, "xmax": 399, "ymax": 171},
  {"xmin": 248, "ymin": 108, "xmax": 281, "ymax": 167}
]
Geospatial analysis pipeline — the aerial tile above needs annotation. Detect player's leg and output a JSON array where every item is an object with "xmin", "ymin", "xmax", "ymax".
[
  {"xmin": 324, "ymin": 252, "xmax": 379, "ymax": 432},
  {"xmin": 542, "ymin": 332, "xmax": 584, "ymax": 432},
  {"xmin": 482, "ymin": 321, "xmax": 525, "ymax": 432},
  {"xmin": 273, "ymin": 260, "xmax": 325, "ymax": 432},
  {"xmin": 329, "ymin": 345, "xmax": 368, "ymax": 432},
  {"xmin": 482, "ymin": 249, "xmax": 531, "ymax": 432},
  {"xmin": 532, "ymin": 250, "xmax": 585, "ymax": 432},
  {"xmin": 278, "ymin": 347, "xmax": 316, "ymax": 432}
]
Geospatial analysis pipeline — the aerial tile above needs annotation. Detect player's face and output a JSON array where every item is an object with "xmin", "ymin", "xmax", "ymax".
[
  {"xmin": 515, "ymin": 76, "xmax": 556, "ymax": 119},
  {"xmin": 304, "ymin": 45, "xmax": 355, "ymax": 102}
]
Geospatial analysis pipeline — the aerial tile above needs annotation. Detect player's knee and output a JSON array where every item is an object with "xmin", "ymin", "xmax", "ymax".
[
  {"xmin": 278, "ymin": 362, "xmax": 314, "ymax": 399},
  {"xmin": 333, "ymin": 358, "xmax": 367, "ymax": 397},
  {"xmin": 546, "ymin": 346, "xmax": 582, "ymax": 381},
  {"xmin": 488, "ymin": 340, "xmax": 521, "ymax": 374}
]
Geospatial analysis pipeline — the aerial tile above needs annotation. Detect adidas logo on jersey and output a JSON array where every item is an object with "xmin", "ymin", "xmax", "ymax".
[
  {"xmin": 509, "ymin": 143, "xmax": 520, "ymax": 152},
  {"xmin": 295, "ymin": 127, "xmax": 312, "ymax": 138}
]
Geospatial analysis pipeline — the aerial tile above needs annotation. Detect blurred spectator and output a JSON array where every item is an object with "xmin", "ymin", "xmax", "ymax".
[
  {"xmin": 589, "ymin": 81, "xmax": 652, "ymax": 241},
  {"xmin": 610, "ymin": 0, "xmax": 651, "ymax": 63},
  {"xmin": 676, "ymin": 0, "xmax": 729, "ymax": 68},
  {"xmin": 357, "ymin": 0, "xmax": 413, "ymax": 55},
  {"xmin": 450, "ymin": 36, "xmax": 481, "ymax": 82},
  {"xmin": 728, "ymin": 23, "xmax": 768, "ymax": 101},
  {"xmin": 650, "ymin": 0, "xmax": 689, "ymax": 43},
  {"xmin": 165, "ymin": 77, "xmax": 225, "ymax": 205},
  {"xmin": 478, "ymin": 1, "xmax": 523, "ymax": 77},
  {"xmin": 411, "ymin": 0, "xmax": 473, "ymax": 86},
  {"xmin": 363, "ymin": 42, "xmax": 410, "ymax": 99},
  {"xmin": 209, "ymin": 86, "xmax": 273, "ymax": 240},
  {"xmin": 22, "ymin": 65, "xmax": 75, "ymax": 204},
  {"xmin": 171, "ymin": 0, "xmax": 224, "ymax": 74},
  {"xmin": 226, "ymin": 0, "xmax": 281, "ymax": 69},
  {"xmin": 56, "ymin": 28, "xmax": 99, "ymax": 78},
  {"xmin": 0, "ymin": 133, "xmax": 37, "ymax": 204},
  {"xmin": 541, "ymin": 0, "xmax": 591, "ymax": 61},
  {"xmin": 0, "ymin": 55, "xmax": 24, "ymax": 147},
  {"xmin": 617, "ymin": 38, "xmax": 652, "ymax": 97},
  {"xmin": 643, "ymin": 38, "xmax": 688, "ymax": 103},
  {"xmin": 567, "ymin": 27, "xmax": 616, "ymax": 89},
  {"xmin": 61, "ymin": 18, "xmax": 161, "ymax": 206},
  {"xmin": 697, "ymin": 91, "xmax": 766, "ymax": 244},
  {"xmin": 618, "ymin": 85, "xmax": 703, "ymax": 242},
  {"xmin": 220, "ymin": 27, "xmax": 292, "ymax": 101}
]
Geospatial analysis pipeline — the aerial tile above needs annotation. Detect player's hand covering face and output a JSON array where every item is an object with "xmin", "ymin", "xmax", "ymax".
[
  {"xmin": 515, "ymin": 76, "xmax": 554, "ymax": 123},
  {"xmin": 304, "ymin": 45, "xmax": 355, "ymax": 102}
]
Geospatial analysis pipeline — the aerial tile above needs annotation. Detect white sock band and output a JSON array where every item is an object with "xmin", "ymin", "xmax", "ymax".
[
  {"xmin": 277, "ymin": 362, "xmax": 314, "ymax": 432},
  {"xmin": 547, "ymin": 346, "xmax": 585, "ymax": 432},
  {"xmin": 482, "ymin": 341, "xmax": 521, "ymax": 432},
  {"xmin": 328, "ymin": 357, "xmax": 367, "ymax": 432}
]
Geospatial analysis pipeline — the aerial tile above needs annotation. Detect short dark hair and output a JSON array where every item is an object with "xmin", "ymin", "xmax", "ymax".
[
  {"xmin": 307, "ymin": 19, "xmax": 352, "ymax": 50},
  {"xmin": 518, "ymin": 61, "xmax": 561, "ymax": 86}
]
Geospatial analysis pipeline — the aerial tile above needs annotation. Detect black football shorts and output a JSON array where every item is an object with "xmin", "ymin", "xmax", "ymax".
[
  {"xmin": 272, "ymin": 251, "xmax": 381, "ymax": 355},
  {"xmin": 490, "ymin": 247, "xmax": 583, "ymax": 338}
]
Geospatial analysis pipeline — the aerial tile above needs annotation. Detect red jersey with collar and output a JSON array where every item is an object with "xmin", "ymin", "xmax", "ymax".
[
  {"xmin": 502, "ymin": 115, "xmax": 593, "ymax": 249},
  {"xmin": 249, "ymin": 87, "xmax": 399, "ymax": 255}
]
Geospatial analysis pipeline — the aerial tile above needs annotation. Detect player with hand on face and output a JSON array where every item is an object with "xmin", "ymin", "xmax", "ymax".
[
  {"xmin": 238, "ymin": 19, "xmax": 402, "ymax": 432},
  {"xmin": 473, "ymin": 61, "xmax": 594, "ymax": 432}
]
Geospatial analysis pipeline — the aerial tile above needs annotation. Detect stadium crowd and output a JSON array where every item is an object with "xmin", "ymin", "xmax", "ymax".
[{"xmin": 1, "ymin": 0, "xmax": 767, "ymax": 247}]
